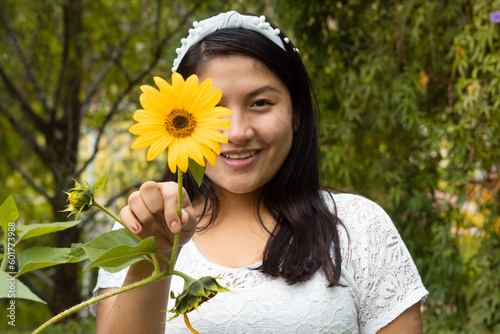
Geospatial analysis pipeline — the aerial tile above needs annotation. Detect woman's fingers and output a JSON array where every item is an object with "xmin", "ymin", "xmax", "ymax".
[
  {"xmin": 181, "ymin": 204, "xmax": 197, "ymax": 233},
  {"xmin": 121, "ymin": 181, "xmax": 197, "ymax": 248},
  {"xmin": 127, "ymin": 190, "xmax": 159, "ymax": 231},
  {"xmin": 119, "ymin": 205, "xmax": 142, "ymax": 234},
  {"xmin": 139, "ymin": 181, "xmax": 165, "ymax": 217},
  {"xmin": 158, "ymin": 182, "xmax": 188, "ymax": 234}
]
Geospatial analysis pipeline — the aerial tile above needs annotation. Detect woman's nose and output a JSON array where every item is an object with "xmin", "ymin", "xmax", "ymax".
[{"xmin": 222, "ymin": 110, "xmax": 254, "ymax": 144}]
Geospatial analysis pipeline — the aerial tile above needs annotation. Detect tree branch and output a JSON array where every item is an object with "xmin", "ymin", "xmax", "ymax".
[
  {"xmin": 80, "ymin": 29, "xmax": 135, "ymax": 117},
  {"xmin": 0, "ymin": 4, "xmax": 50, "ymax": 114},
  {"xmin": 154, "ymin": 0, "xmax": 162, "ymax": 50},
  {"xmin": 75, "ymin": 76, "xmax": 143, "ymax": 179},
  {"xmin": 0, "ymin": 64, "xmax": 48, "ymax": 133},
  {"xmin": 115, "ymin": 58, "xmax": 133, "ymax": 82},
  {"xmin": 0, "ymin": 102, "xmax": 49, "ymax": 164},
  {"xmin": 52, "ymin": 0, "xmax": 81, "ymax": 123},
  {"xmin": 7, "ymin": 158, "xmax": 52, "ymax": 202},
  {"xmin": 75, "ymin": 10, "xmax": 195, "ymax": 178}
]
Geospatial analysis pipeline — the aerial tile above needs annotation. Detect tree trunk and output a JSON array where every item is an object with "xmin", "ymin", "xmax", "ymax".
[{"xmin": 48, "ymin": 0, "xmax": 84, "ymax": 317}]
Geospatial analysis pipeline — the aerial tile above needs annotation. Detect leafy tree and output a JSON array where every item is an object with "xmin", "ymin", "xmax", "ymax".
[
  {"xmin": 0, "ymin": 0, "xmax": 214, "ymax": 317},
  {"xmin": 275, "ymin": 0, "xmax": 500, "ymax": 332}
]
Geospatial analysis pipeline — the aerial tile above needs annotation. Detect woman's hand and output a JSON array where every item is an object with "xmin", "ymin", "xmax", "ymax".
[{"xmin": 120, "ymin": 181, "xmax": 197, "ymax": 257}]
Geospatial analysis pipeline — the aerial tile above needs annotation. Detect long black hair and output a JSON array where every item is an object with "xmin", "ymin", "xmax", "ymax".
[{"xmin": 160, "ymin": 14, "xmax": 345, "ymax": 287}]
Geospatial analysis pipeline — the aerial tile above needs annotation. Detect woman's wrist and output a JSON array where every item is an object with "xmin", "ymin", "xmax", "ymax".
[
  {"xmin": 162, "ymin": 245, "xmax": 183, "ymax": 266},
  {"xmin": 125, "ymin": 256, "xmax": 167, "ymax": 283},
  {"xmin": 125, "ymin": 246, "xmax": 182, "ymax": 282}
]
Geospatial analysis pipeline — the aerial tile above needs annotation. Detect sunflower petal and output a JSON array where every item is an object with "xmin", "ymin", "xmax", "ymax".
[
  {"xmin": 131, "ymin": 132, "xmax": 168, "ymax": 148},
  {"xmin": 139, "ymin": 86, "xmax": 166, "ymax": 112},
  {"xmin": 197, "ymin": 118, "xmax": 231, "ymax": 130},
  {"xmin": 191, "ymin": 93, "xmax": 224, "ymax": 118},
  {"xmin": 167, "ymin": 140, "xmax": 180, "ymax": 173},
  {"xmin": 146, "ymin": 136, "xmax": 173, "ymax": 161},
  {"xmin": 182, "ymin": 74, "xmax": 200, "ymax": 110},
  {"xmin": 133, "ymin": 109, "xmax": 166, "ymax": 123},
  {"xmin": 194, "ymin": 128, "xmax": 229, "ymax": 143},
  {"xmin": 196, "ymin": 78, "xmax": 214, "ymax": 98},
  {"xmin": 197, "ymin": 144, "xmax": 217, "ymax": 166},
  {"xmin": 189, "ymin": 80, "xmax": 218, "ymax": 113},
  {"xmin": 129, "ymin": 123, "xmax": 166, "ymax": 134},
  {"xmin": 191, "ymin": 136, "xmax": 222, "ymax": 155},
  {"xmin": 196, "ymin": 106, "xmax": 233, "ymax": 121},
  {"xmin": 153, "ymin": 76, "xmax": 176, "ymax": 110},
  {"xmin": 175, "ymin": 140, "xmax": 189, "ymax": 173},
  {"xmin": 154, "ymin": 76, "xmax": 172, "ymax": 95},
  {"xmin": 171, "ymin": 72, "xmax": 185, "ymax": 103},
  {"xmin": 185, "ymin": 137, "xmax": 205, "ymax": 167},
  {"xmin": 210, "ymin": 106, "xmax": 233, "ymax": 117}
]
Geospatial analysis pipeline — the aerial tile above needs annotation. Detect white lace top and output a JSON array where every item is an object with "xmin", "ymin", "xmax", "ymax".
[{"xmin": 91, "ymin": 193, "xmax": 428, "ymax": 333}]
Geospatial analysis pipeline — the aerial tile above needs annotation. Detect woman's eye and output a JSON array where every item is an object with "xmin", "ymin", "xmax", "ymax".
[{"xmin": 252, "ymin": 100, "xmax": 269, "ymax": 107}]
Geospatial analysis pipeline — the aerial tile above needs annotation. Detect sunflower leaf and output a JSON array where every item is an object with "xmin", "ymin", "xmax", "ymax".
[
  {"xmin": 0, "ymin": 195, "xmax": 18, "ymax": 235},
  {"xmin": 0, "ymin": 271, "xmax": 46, "ymax": 304},
  {"xmin": 83, "ymin": 229, "xmax": 160, "ymax": 273},
  {"xmin": 92, "ymin": 173, "xmax": 108, "ymax": 197},
  {"xmin": 17, "ymin": 244, "xmax": 88, "ymax": 277},
  {"xmin": 188, "ymin": 159, "xmax": 206, "ymax": 187},
  {"xmin": 15, "ymin": 221, "xmax": 81, "ymax": 243},
  {"xmin": 83, "ymin": 228, "xmax": 140, "ymax": 261}
]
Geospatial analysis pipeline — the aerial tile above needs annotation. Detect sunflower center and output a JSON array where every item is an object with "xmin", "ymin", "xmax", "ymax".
[{"xmin": 165, "ymin": 109, "xmax": 197, "ymax": 138}]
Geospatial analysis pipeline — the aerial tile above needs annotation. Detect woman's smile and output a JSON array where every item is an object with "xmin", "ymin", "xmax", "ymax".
[
  {"xmin": 220, "ymin": 149, "xmax": 260, "ymax": 169},
  {"xmin": 198, "ymin": 54, "xmax": 294, "ymax": 195}
]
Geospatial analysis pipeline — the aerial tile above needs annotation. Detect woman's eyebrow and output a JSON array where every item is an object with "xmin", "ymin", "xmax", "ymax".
[{"xmin": 246, "ymin": 85, "xmax": 280, "ymax": 98}]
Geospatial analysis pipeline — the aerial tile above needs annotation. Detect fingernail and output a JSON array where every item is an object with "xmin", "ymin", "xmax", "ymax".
[
  {"xmin": 170, "ymin": 221, "xmax": 180, "ymax": 233},
  {"xmin": 132, "ymin": 223, "xmax": 141, "ymax": 233},
  {"xmin": 150, "ymin": 222, "xmax": 159, "ymax": 231}
]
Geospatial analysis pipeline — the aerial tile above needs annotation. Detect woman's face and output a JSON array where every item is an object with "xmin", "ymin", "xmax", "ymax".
[{"xmin": 198, "ymin": 54, "xmax": 294, "ymax": 196}]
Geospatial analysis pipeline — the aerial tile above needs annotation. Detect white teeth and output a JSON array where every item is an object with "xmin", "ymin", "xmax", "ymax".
[{"xmin": 222, "ymin": 150, "xmax": 257, "ymax": 160}]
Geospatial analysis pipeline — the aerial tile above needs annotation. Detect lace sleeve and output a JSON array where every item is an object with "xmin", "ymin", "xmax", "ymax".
[{"xmin": 336, "ymin": 194, "xmax": 428, "ymax": 334}]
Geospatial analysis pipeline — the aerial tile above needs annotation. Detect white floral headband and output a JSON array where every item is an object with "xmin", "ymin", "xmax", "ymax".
[{"xmin": 172, "ymin": 11, "xmax": 293, "ymax": 72}]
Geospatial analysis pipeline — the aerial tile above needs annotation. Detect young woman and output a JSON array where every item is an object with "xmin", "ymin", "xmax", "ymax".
[{"xmin": 94, "ymin": 11, "xmax": 428, "ymax": 334}]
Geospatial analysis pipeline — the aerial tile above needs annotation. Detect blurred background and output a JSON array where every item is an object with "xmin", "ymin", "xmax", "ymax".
[{"xmin": 0, "ymin": 0, "xmax": 499, "ymax": 332}]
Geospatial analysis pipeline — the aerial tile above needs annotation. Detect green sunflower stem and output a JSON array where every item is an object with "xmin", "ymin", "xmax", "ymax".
[
  {"xmin": 32, "ymin": 269, "xmax": 169, "ymax": 334},
  {"xmin": 172, "ymin": 269, "xmax": 194, "ymax": 282},
  {"xmin": 92, "ymin": 201, "xmax": 162, "ymax": 274},
  {"xmin": 93, "ymin": 201, "xmax": 129, "ymax": 232},
  {"xmin": 169, "ymin": 169, "xmax": 183, "ymax": 271}
]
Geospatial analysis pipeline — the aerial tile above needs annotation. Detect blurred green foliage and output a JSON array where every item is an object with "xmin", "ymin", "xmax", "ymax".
[
  {"xmin": 274, "ymin": 0, "xmax": 500, "ymax": 332},
  {"xmin": 1, "ymin": 0, "xmax": 499, "ymax": 332}
]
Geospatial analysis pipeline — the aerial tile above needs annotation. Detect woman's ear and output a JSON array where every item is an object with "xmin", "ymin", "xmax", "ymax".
[{"xmin": 293, "ymin": 113, "xmax": 301, "ymax": 132}]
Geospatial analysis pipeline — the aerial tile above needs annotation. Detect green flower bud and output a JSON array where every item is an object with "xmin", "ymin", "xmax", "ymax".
[
  {"xmin": 61, "ymin": 174, "xmax": 107, "ymax": 220},
  {"xmin": 61, "ymin": 180, "xmax": 95, "ymax": 219},
  {"xmin": 167, "ymin": 275, "xmax": 230, "ymax": 321}
]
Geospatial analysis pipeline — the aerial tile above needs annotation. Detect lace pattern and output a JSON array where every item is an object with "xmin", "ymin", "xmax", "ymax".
[
  {"xmin": 175, "ymin": 240, "xmax": 277, "ymax": 289},
  {"xmin": 92, "ymin": 193, "xmax": 428, "ymax": 333}
]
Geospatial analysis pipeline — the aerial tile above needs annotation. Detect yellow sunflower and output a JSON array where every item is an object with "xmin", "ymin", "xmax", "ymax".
[{"xmin": 129, "ymin": 73, "xmax": 232, "ymax": 173}]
